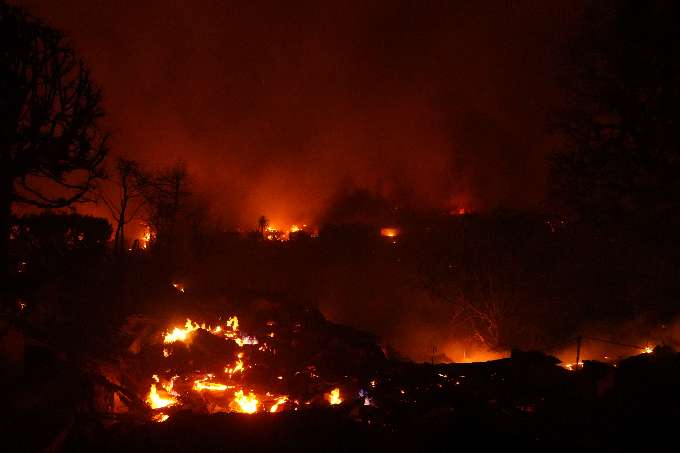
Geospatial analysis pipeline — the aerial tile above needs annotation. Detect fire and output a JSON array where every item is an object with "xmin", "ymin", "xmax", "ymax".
[
  {"xmin": 140, "ymin": 226, "xmax": 153, "ymax": 250},
  {"xmin": 152, "ymin": 413, "xmax": 169, "ymax": 423},
  {"xmin": 225, "ymin": 359, "xmax": 245, "ymax": 377},
  {"xmin": 563, "ymin": 362, "xmax": 584, "ymax": 371},
  {"xmin": 326, "ymin": 388, "xmax": 342, "ymax": 405},
  {"xmin": 270, "ymin": 396, "xmax": 288, "ymax": 413},
  {"xmin": 226, "ymin": 316, "xmax": 239, "ymax": 331},
  {"xmin": 143, "ymin": 316, "xmax": 304, "ymax": 420},
  {"xmin": 146, "ymin": 384, "xmax": 177, "ymax": 409},
  {"xmin": 265, "ymin": 226, "xmax": 282, "ymax": 241},
  {"xmin": 642, "ymin": 346, "xmax": 653, "ymax": 354},
  {"xmin": 162, "ymin": 376, "xmax": 178, "ymax": 394},
  {"xmin": 171, "ymin": 282, "xmax": 185, "ymax": 293},
  {"xmin": 234, "ymin": 336, "xmax": 258, "ymax": 347},
  {"xmin": 380, "ymin": 227, "xmax": 399, "ymax": 238},
  {"xmin": 232, "ymin": 390, "xmax": 259, "ymax": 413},
  {"xmin": 163, "ymin": 319, "xmax": 200, "ymax": 344},
  {"xmin": 264, "ymin": 223, "xmax": 312, "ymax": 240},
  {"xmin": 193, "ymin": 380, "xmax": 232, "ymax": 392}
]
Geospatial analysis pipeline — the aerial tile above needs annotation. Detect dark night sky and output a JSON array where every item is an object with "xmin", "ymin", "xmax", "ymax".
[{"xmin": 17, "ymin": 0, "xmax": 579, "ymax": 228}]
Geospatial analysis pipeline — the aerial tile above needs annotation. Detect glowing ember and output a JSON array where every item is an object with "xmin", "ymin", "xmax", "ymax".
[
  {"xmin": 225, "ymin": 359, "xmax": 245, "ymax": 377},
  {"xmin": 143, "ymin": 315, "xmax": 319, "ymax": 420},
  {"xmin": 152, "ymin": 413, "xmax": 169, "ymax": 423},
  {"xmin": 162, "ymin": 376, "xmax": 178, "ymax": 394},
  {"xmin": 171, "ymin": 282, "xmax": 185, "ymax": 293},
  {"xmin": 146, "ymin": 384, "xmax": 177, "ymax": 409},
  {"xmin": 163, "ymin": 319, "xmax": 200, "ymax": 344},
  {"xmin": 226, "ymin": 316, "xmax": 239, "ymax": 331},
  {"xmin": 234, "ymin": 336, "xmax": 258, "ymax": 346},
  {"xmin": 380, "ymin": 227, "xmax": 399, "ymax": 238},
  {"xmin": 326, "ymin": 388, "xmax": 342, "ymax": 405},
  {"xmin": 193, "ymin": 380, "xmax": 232, "ymax": 392},
  {"xmin": 232, "ymin": 390, "xmax": 259, "ymax": 413},
  {"xmin": 563, "ymin": 362, "xmax": 584, "ymax": 371},
  {"xmin": 140, "ymin": 226, "xmax": 152, "ymax": 249},
  {"xmin": 270, "ymin": 396, "xmax": 288, "ymax": 413}
]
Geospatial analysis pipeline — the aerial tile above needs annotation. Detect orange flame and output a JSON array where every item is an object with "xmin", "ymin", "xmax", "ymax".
[
  {"xmin": 152, "ymin": 413, "xmax": 169, "ymax": 423},
  {"xmin": 225, "ymin": 359, "xmax": 245, "ymax": 377},
  {"xmin": 326, "ymin": 388, "xmax": 342, "ymax": 405},
  {"xmin": 232, "ymin": 390, "xmax": 259, "ymax": 413},
  {"xmin": 193, "ymin": 380, "xmax": 232, "ymax": 392},
  {"xmin": 380, "ymin": 227, "xmax": 399, "ymax": 238},
  {"xmin": 146, "ymin": 384, "xmax": 177, "ymax": 409},
  {"xmin": 163, "ymin": 319, "xmax": 200, "ymax": 344},
  {"xmin": 270, "ymin": 396, "xmax": 288, "ymax": 413}
]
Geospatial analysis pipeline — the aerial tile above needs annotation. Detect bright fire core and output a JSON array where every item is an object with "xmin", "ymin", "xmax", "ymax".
[{"xmin": 145, "ymin": 316, "xmax": 344, "ymax": 422}]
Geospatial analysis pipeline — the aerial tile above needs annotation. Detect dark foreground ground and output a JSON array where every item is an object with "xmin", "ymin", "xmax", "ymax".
[{"xmin": 5, "ymin": 345, "xmax": 680, "ymax": 452}]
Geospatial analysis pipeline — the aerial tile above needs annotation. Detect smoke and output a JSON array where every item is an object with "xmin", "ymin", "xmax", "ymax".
[
  {"xmin": 13, "ymin": 0, "xmax": 587, "ymax": 362},
  {"xmin": 18, "ymin": 0, "xmax": 578, "ymax": 229},
  {"xmin": 549, "ymin": 316, "xmax": 680, "ymax": 365}
]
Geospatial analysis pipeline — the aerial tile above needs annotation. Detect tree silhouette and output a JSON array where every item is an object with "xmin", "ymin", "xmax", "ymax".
[
  {"xmin": 99, "ymin": 158, "xmax": 148, "ymax": 255},
  {"xmin": 257, "ymin": 215, "xmax": 269, "ymax": 236},
  {"xmin": 552, "ymin": 0, "xmax": 680, "ymax": 231},
  {"xmin": 143, "ymin": 161, "xmax": 190, "ymax": 250},
  {"xmin": 0, "ymin": 2, "xmax": 108, "ymax": 285}
]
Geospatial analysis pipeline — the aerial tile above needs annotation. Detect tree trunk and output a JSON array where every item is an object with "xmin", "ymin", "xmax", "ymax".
[
  {"xmin": 119, "ymin": 199, "xmax": 126, "ymax": 254},
  {"xmin": 113, "ymin": 222, "xmax": 121, "ymax": 255},
  {"xmin": 0, "ymin": 175, "xmax": 12, "ymax": 308}
]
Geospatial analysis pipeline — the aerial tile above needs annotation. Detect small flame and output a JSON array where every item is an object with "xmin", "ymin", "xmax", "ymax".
[
  {"xmin": 152, "ymin": 413, "xmax": 169, "ymax": 423},
  {"xmin": 162, "ymin": 376, "xmax": 178, "ymax": 394},
  {"xmin": 193, "ymin": 380, "xmax": 232, "ymax": 392},
  {"xmin": 235, "ymin": 336, "xmax": 258, "ymax": 347},
  {"xmin": 226, "ymin": 316, "xmax": 239, "ymax": 331},
  {"xmin": 380, "ymin": 227, "xmax": 399, "ymax": 238},
  {"xmin": 232, "ymin": 390, "xmax": 259, "ymax": 413},
  {"xmin": 163, "ymin": 319, "xmax": 200, "ymax": 344},
  {"xmin": 326, "ymin": 388, "xmax": 342, "ymax": 405},
  {"xmin": 270, "ymin": 396, "xmax": 289, "ymax": 413},
  {"xmin": 563, "ymin": 362, "xmax": 584, "ymax": 371},
  {"xmin": 146, "ymin": 384, "xmax": 177, "ymax": 409},
  {"xmin": 171, "ymin": 282, "xmax": 185, "ymax": 293},
  {"xmin": 225, "ymin": 359, "xmax": 245, "ymax": 377}
]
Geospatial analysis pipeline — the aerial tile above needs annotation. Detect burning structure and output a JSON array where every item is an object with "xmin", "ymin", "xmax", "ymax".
[{"xmin": 101, "ymin": 298, "xmax": 386, "ymax": 428}]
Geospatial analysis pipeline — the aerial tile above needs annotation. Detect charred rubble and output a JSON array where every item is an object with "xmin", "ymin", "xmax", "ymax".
[{"xmin": 3, "ymin": 295, "xmax": 680, "ymax": 452}]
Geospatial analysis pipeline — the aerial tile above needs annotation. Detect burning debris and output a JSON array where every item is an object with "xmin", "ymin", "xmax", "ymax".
[
  {"xmin": 326, "ymin": 387, "xmax": 342, "ymax": 405},
  {"xmin": 117, "ymin": 303, "xmax": 386, "ymax": 424},
  {"xmin": 263, "ymin": 224, "xmax": 315, "ymax": 241},
  {"xmin": 7, "ymin": 295, "xmax": 679, "ymax": 452},
  {"xmin": 120, "ymin": 305, "xmax": 668, "ymax": 427}
]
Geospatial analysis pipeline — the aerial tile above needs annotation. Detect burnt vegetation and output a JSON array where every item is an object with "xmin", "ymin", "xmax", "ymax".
[{"xmin": 3, "ymin": 0, "xmax": 680, "ymax": 452}]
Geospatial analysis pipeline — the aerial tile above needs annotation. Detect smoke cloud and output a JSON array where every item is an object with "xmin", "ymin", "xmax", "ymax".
[{"xmin": 18, "ymin": 0, "xmax": 578, "ymax": 228}]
